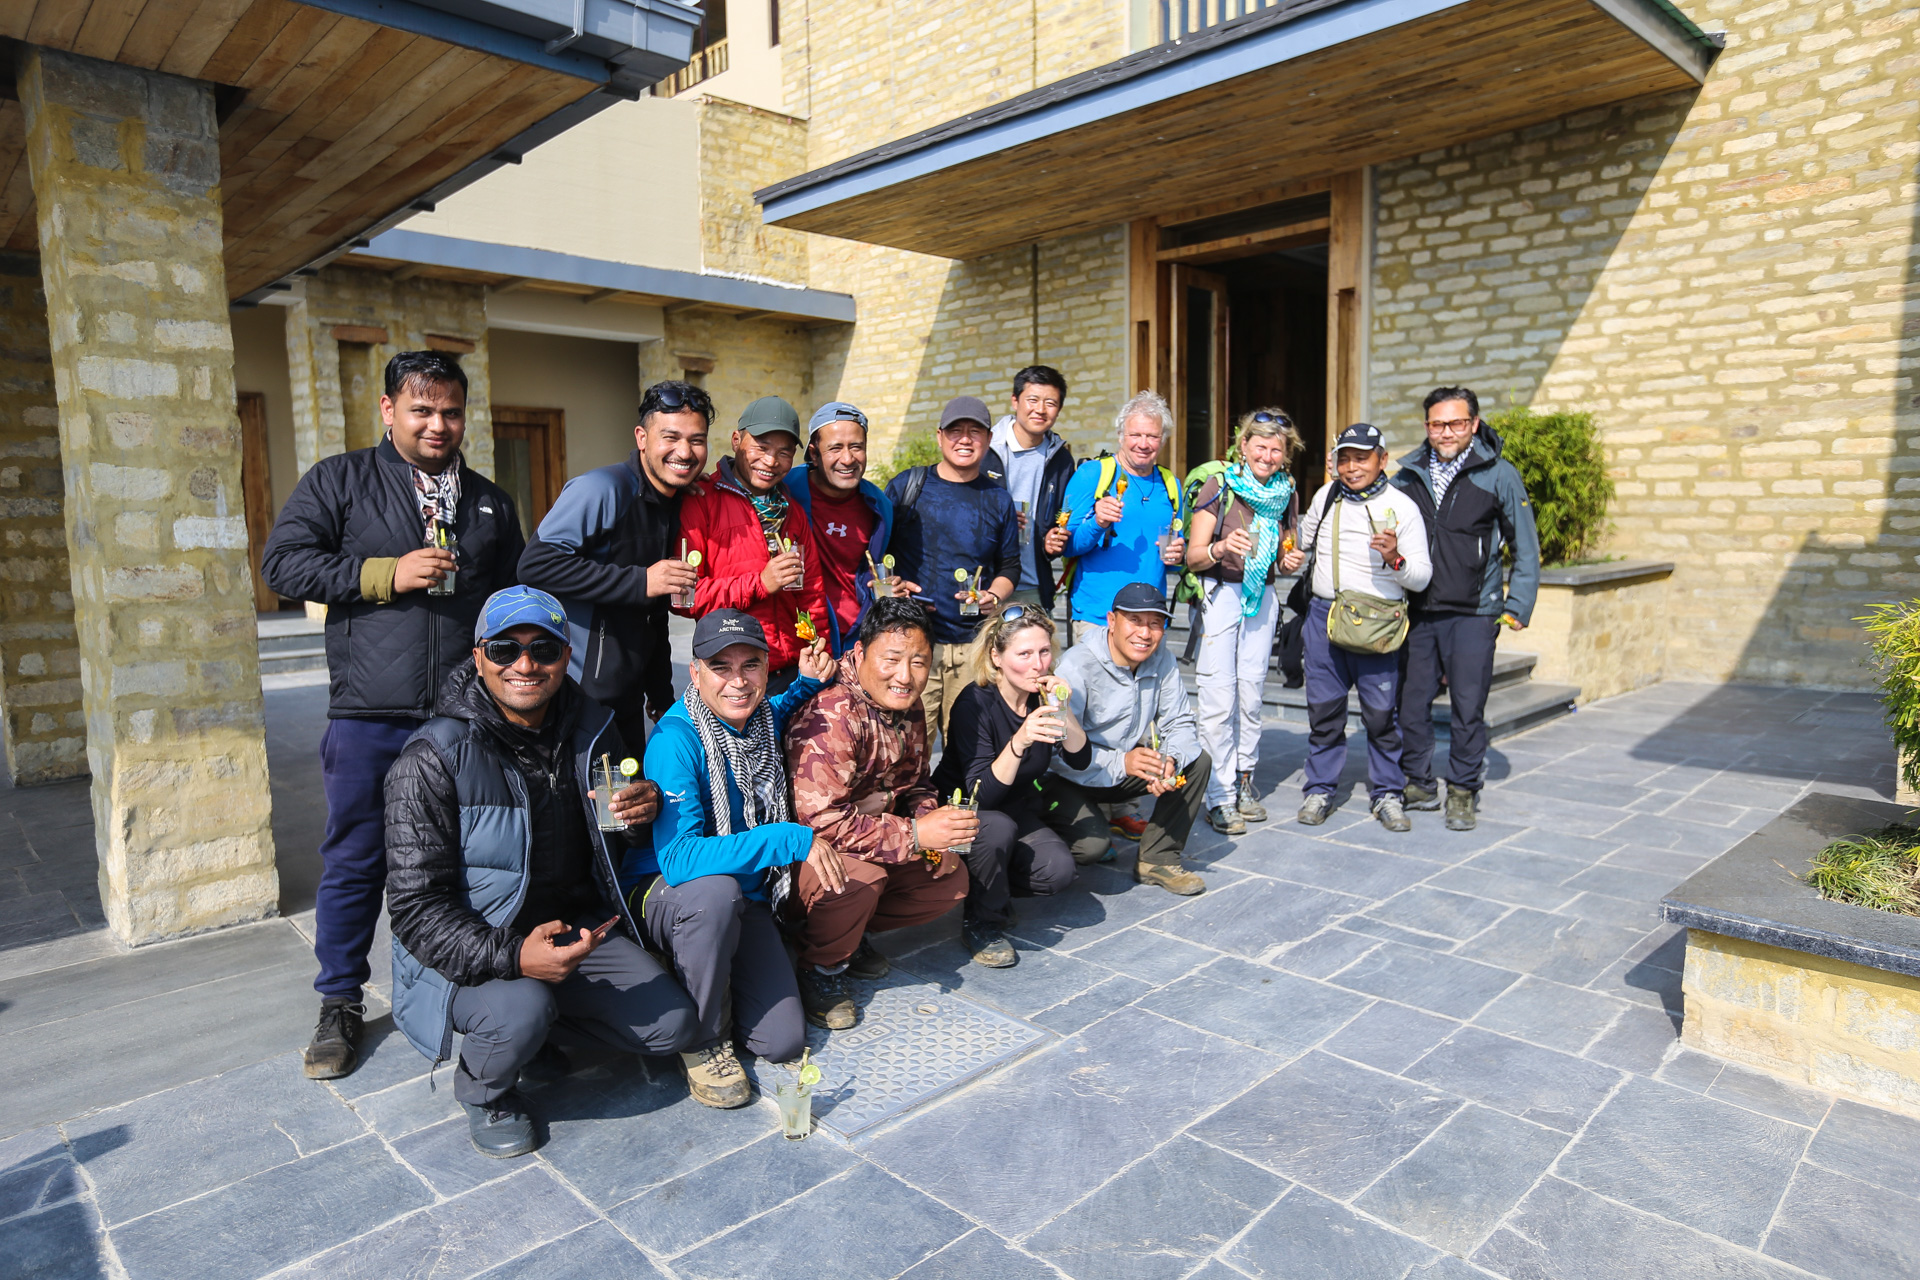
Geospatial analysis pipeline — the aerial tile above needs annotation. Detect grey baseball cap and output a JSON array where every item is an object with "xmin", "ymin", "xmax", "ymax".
[{"xmin": 938, "ymin": 395, "xmax": 992, "ymax": 432}]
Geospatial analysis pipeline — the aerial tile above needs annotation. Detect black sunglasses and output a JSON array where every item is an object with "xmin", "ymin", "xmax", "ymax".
[
  {"xmin": 1251, "ymin": 412, "xmax": 1293, "ymax": 427},
  {"xmin": 482, "ymin": 637, "xmax": 567, "ymax": 667},
  {"xmin": 642, "ymin": 382, "xmax": 715, "ymax": 425}
]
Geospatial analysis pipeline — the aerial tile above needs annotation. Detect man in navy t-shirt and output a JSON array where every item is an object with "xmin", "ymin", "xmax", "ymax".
[{"xmin": 883, "ymin": 395, "xmax": 1019, "ymax": 740}]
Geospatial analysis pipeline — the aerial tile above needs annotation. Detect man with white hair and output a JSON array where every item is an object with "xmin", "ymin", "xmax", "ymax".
[{"xmin": 1057, "ymin": 391, "xmax": 1188, "ymax": 631}]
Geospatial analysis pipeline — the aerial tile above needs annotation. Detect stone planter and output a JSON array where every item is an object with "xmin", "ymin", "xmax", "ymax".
[
  {"xmin": 1497, "ymin": 559, "xmax": 1672, "ymax": 703},
  {"xmin": 1663, "ymin": 793, "xmax": 1920, "ymax": 1118}
]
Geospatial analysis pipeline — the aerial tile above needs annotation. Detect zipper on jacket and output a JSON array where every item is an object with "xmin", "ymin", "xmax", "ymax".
[{"xmin": 592, "ymin": 615, "xmax": 608, "ymax": 680}]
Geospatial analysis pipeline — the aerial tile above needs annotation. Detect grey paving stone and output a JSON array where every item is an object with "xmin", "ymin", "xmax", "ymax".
[
  {"xmin": 1153, "ymin": 876, "xmax": 1368, "ymax": 960},
  {"xmin": 1273, "ymin": 929, "xmax": 1379, "ymax": 980},
  {"xmin": 0, "ymin": 1154, "xmax": 79, "ymax": 1220},
  {"xmin": 1406, "ymin": 1026, "xmax": 1622, "ymax": 1132},
  {"xmin": 470, "ymin": 1222, "xmax": 670, "ymax": 1279},
  {"xmin": 1330, "ymin": 816, "xmax": 1526, "ymax": 863},
  {"xmin": 1226, "ymin": 1184, "xmax": 1438, "ymax": 1279},
  {"xmin": 1562, "ymin": 862, "xmax": 1684, "ymax": 901},
  {"xmin": 1557, "ymin": 890, "xmax": 1663, "ymax": 931},
  {"xmin": 1765, "ymin": 1164, "xmax": 1920, "ymax": 1280},
  {"xmin": 387, "ymin": 1115, "xmax": 522, "ymax": 1199},
  {"xmin": 1339, "ymin": 914, "xmax": 1455, "ymax": 952},
  {"xmin": 0, "ymin": 1198, "xmax": 111, "ymax": 1280},
  {"xmin": 863, "ymin": 1007, "xmax": 1275, "ymax": 1239},
  {"xmin": 67, "ymin": 1054, "xmax": 366, "ymax": 1224},
  {"xmin": 1505, "ymin": 772, "xmax": 1653, "ymax": 811},
  {"xmin": 1471, "ymin": 790, "xmax": 1625, "ymax": 838},
  {"xmin": 1655, "ymin": 1047, "xmax": 1726, "ymax": 1093},
  {"xmin": 1471, "ymin": 977, "xmax": 1627, "ymax": 1055},
  {"xmin": 1804, "ymin": 1098, "xmax": 1920, "ymax": 1199},
  {"xmin": 896, "ymin": 934, "xmax": 1115, "ymax": 1018},
  {"xmin": 607, "ymin": 1128, "xmax": 855, "ymax": 1258},
  {"xmin": 897, "ymin": 1228, "xmax": 1065, "ymax": 1280},
  {"xmin": 1068, "ymin": 926, "xmax": 1218, "ymax": 985},
  {"xmin": 1356, "ymin": 1103, "xmax": 1568, "ymax": 1254},
  {"xmin": 349, "ymin": 1072, "xmax": 466, "ymax": 1141},
  {"xmin": 1366, "ymin": 886, "xmax": 1510, "ymax": 942},
  {"xmin": 1243, "ymin": 836, "xmax": 1440, "ymax": 899},
  {"xmin": 272, "ymin": 1165, "xmax": 596, "ymax": 1278},
  {"xmin": 1139, "ymin": 957, "xmax": 1365, "ymax": 1060},
  {"xmin": 0, "ymin": 1126, "xmax": 65, "ymax": 1172},
  {"xmin": 1556, "ymin": 1076, "xmax": 1808, "ymax": 1246},
  {"xmin": 1473, "ymin": 1175, "xmax": 1803, "ymax": 1280},
  {"xmin": 1032, "ymin": 972, "xmax": 1154, "ymax": 1035},
  {"xmin": 1618, "ymin": 922, "xmax": 1686, "ymax": 970},
  {"xmin": 1584, "ymin": 1002, "xmax": 1682, "ymax": 1074},
  {"xmin": 1601, "ymin": 844, "xmax": 1712, "ymax": 877},
  {"xmin": 1494, "ymin": 832, "xmax": 1622, "ymax": 865},
  {"xmin": 1331, "ymin": 941, "xmax": 1518, "ymax": 1019},
  {"xmin": 1602, "ymin": 812, "xmax": 1748, "ymax": 855},
  {"xmin": 1587, "ymin": 951, "xmax": 1685, "ymax": 1014},
  {"xmin": 1706, "ymin": 1066, "xmax": 1832, "ymax": 1128},
  {"xmin": 672, "ymin": 1162, "xmax": 969, "ymax": 1280},
  {"xmin": 1426, "ymin": 865, "xmax": 1578, "ymax": 911},
  {"xmin": 1000, "ymin": 862, "xmax": 1185, "ymax": 949},
  {"xmin": 1455, "ymin": 908, "xmax": 1644, "ymax": 987},
  {"xmin": 1689, "ymin": 775, "xmax": 1807, "ymax": 811},
  {"xmin": 1189, "ymin": 1050, "xmax": 1458, "ymax": 1198},
  {"xmin": 328, "ymin": 1016, "xmax": 433, "ymax": 1099},
  {"xmin": 1321, "ymin": 1002, "xmax": 1458, "ymax": 1074},
  {"xmin": 109, "ymin": 1134, "xmax": 431, "ymax": 1280},
  {"xmin": 1026, "ymin": 1135, "xmax": 1286, "ymax": 1280}
]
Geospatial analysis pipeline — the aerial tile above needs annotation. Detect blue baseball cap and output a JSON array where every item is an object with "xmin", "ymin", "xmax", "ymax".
[
  {"xmin": 475, "ymin": 586, "xmax": 570, "ymax": 645},
  {"xmin": 808, "ymin": 401, "xmax": 869, "ymax": 436}
]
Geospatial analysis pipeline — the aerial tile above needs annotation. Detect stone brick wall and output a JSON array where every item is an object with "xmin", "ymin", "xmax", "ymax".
[
  {"xmin": 696, "ymin": 97, "xmax": 811, "ymax": 288},
  {"xmin": 639, "ymin": 310, "xmax": 815, "ymax": 435},
  {"xmin": 0, "ymin": 264, "xmax": 82, "ymax": 783},
  {"xmin": 1369, "ymin": 0, "xmax": 1920, "ymax": 688}
]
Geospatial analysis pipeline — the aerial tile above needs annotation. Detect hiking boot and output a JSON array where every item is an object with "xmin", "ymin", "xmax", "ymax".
[
  {"xmin": 1297, "ymin": 793, "xmax": 1332, "ymax": 826},
  {"xmin": 1445, "ymin": 787, "xmax": 1478, "ymax": 832},
  {"xmin": 1137, "ymin": 862, "xmax": 1205, "ymax": 896},
  {"xmin": 302, "ymin": 997, "xmax": 365, "ymax": 1080},
  {"xmin": 681, "ymin": 1042, "xmax": 752, "ymax": 1109},
  {"xmin": 963, "ymin": 922, "xmax": 1018, "ymax": 968},
  {"xmin": 1403, "ymin": 780, "xmax": 1441, "ymax": 811},
  {"xmin": 1208, "ymin": 804, "xmax": 1246, "ymax": 836},
  {"xmin": 1110, "ymin": 813, "xmax": 1148, "ymax": 840},
  {"xmin": 464, "ymin": 1093, "xmax": 537, "ymax": 1159},
  {"xmin": 846, "ymin": 935, "xmax": 890, "ymax": 981},
  {"xmin": 799, "ymin": 967, "xmax": 858, "ymax": 1030},
  {"xmin": 1373, "ymin": 794, "xmax": 1412, "ymax": 833},
  {"xmin": 517, "ymin": 1041, "xmax": 572, "ymax": 1087},
  {"xmin": 1236, "ymin": 773, "xmax": 1268, "ymax": 822}
]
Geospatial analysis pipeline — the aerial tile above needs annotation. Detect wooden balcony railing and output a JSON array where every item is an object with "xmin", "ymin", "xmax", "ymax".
[
  {"xmin": 1158, "ymin": 0, "xmax": 1282, "ymax": 42},
  {"xmin": 655, "ymin": 37, "xmax": 729, "ymax": 97}
]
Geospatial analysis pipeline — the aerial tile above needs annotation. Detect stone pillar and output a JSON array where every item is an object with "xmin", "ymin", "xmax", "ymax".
[
  {"xmin": 0, "ymin": 261, "xmax": 85, "ymax": 783},
  {"xmin": 19, "ymin": 45, "xmax": 277, "ymax": 942}
]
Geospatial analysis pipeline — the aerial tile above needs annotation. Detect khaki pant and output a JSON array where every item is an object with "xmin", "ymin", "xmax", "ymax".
[{"xmin": 921, "ymin": 641, "xmax": 974, "ymax": 743}]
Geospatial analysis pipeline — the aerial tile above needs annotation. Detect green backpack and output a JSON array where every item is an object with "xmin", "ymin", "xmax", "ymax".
[{"xmin": 1173, "ymin": 455, "xmax": 1237, "ymax": 604}]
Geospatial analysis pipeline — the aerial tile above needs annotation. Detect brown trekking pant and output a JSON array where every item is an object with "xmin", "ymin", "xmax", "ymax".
[{"xmin": 793, "ymin": 854, "xmax": 968, "ymax": 968}]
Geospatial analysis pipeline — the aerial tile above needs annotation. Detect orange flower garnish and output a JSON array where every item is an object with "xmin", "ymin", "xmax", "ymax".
[{"xmin": 794, "ymin": 610, "xmax": 817, "ymax": 643}]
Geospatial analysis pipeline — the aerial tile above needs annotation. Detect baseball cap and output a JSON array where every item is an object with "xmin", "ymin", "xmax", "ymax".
[
  {"xmin": 1334, "ymin": 423, "xmax": 1385, "ymax": 453},
  {"xmin": 738, "ymin": 396, "xmax": 802, "ymax": 440},
  {"xmin": 938, "ymin": 395, "xmax": 992, "ymax": 433},
  {"xmin": 475, "ymin": 586, "xmax": 570, "ymax": 645},
  {"xmin": 1110, "ymin": 582, "xmax": 1174, "ymax": 619},
  {"xmin": 808, "ymin": 401, "xmax": 869, "ymax": 436},
  {"xmin": 692, "ymin": 609, "xmax": 769, "ymax": 660}
]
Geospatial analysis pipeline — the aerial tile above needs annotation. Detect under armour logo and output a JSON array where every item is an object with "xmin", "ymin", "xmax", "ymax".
[{"xmin": 826, "ymin": 522, "xmax": 849, "ymax": 537}]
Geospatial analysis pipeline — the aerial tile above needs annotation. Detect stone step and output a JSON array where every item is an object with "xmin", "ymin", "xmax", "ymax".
[
  {"xmin": 259, "ymin": 645, "xmax": 327, "ymax": 675},
  {"xmin": 1261, "ymin": 673, "xmax": 1580, "ymax": 742},
  {"xmin": 257, "ymin": 612, "xmax": 324, "ymax": 672}
]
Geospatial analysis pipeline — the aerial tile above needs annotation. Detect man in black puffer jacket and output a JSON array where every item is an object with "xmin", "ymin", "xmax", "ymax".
[
  {"xmin": 262, "ymin": 351, "xmax": 524, "ymax": 1083},
  {"xmin": 385, "ymin": 587, "xmax": 696, "ymax": 1158}
]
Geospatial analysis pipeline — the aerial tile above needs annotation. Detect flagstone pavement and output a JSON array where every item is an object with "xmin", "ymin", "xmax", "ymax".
[{"xmin": 3, "ymin": 678, "xmax": 1918, "ymax": 1280}]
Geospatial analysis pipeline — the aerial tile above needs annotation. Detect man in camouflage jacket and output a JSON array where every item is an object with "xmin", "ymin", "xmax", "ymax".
[{"xmin": 785, "ymin": 598, "xmax": 975, "ymax": 1029}]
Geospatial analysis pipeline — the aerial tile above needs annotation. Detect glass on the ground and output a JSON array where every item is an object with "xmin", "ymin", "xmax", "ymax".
[
  {"xmin": 775, "ymin": 1081, "xmax": 813, "ymax": 1139},
  {"xmin": 590, "ymin": 758, "xmax": 625, "ymax": 831},
  {"xmin": 427, "ymin": 524, "xmax": 458, "ymax": 596}
]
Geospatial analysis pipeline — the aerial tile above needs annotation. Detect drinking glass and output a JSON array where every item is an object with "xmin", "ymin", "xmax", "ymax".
[
  {"xmin": 948, "ymin": 796, "xmax": 980, "ymax": 857},
  {"xmin": 1016, "ymin": 500, "xmax": 1031, "ymax": 546},
  {"xmin": 784, "ymin": 540, "xmax": 805, "ymax": 592},
  {"xmin": 427, "ymin": 525, "xmax": 459, "ymax": 597},
  {"xmin": 775, "ymin": 1081, "xmax": 813, "ymax": 1139},
  {"xmin": 590, "ymin": 759, "xmax": 625, "ymax": 832}
]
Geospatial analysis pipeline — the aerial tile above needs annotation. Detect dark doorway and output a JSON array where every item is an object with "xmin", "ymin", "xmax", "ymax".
[{"xmin": 1227, "ymin": 246, "xmax": 1329, "ymax": 496}]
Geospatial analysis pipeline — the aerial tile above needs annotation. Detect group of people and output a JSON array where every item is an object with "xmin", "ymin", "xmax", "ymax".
[{"xmin": 261, "ymin": 350, "xmax": 1537, "ymax": 1159}]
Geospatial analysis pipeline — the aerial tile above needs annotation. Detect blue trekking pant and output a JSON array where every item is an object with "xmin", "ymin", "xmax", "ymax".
[
  {"xmin": 1399, "ymin": 612, "xmax": 1501, "ymax": 794},
  {"xmin": 314, "ymin": 716, "xmax": 420, "ymax": 1000},
  {"xmin": 1302, "ymin": 598, "xmax": 1405, "ymax": 802}
]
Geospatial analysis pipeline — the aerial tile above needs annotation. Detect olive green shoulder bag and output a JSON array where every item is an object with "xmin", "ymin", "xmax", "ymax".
[{"xmin": 1325, "ymin": 499, "xmax": 1410, "ymax": 655}]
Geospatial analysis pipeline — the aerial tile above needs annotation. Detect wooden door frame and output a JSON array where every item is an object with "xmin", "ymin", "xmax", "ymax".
[
  {"xmin": 491, "ymin": 406, "xmax": 569, "ymax": 530},
  {"xmin": 1167, "ymin": 264, "xmax": 1230, "ymax": 478},
  {"xmin": 237, "ymin": 391, "xmax": 276, "ymax": 612}
]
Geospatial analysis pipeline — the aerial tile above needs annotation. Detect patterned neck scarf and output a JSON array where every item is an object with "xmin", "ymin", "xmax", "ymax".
[
  {"xmin": 1430, "ymin": 446, "xmax": 1470, "ymax": 507},
  {"xmin": 1222, "ymin": 463, "xmax": 1294, "ymax": 618},
  {"xmin": 400, "ymin": 438, "xmax": 461, "ymax": 541},
  {"xmin": 721, "ymin": 458, "xmax": 791, "ymax": 548},
  {"xmin": 680, "ymin": 682, "xmax": 794, "ymax": 907},
  {"xmin": 1336, "ymin": 471, "xmax": 1390, "ymax": 504}
]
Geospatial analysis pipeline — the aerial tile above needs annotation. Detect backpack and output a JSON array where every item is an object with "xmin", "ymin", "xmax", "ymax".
[
  {"xmin": 1056, "ymin": 452, "xmax": 1182, "ymax": 595},
  {"xmin": 1173, "ymin": 457, "xmax": 1235, "ymax": 604}
]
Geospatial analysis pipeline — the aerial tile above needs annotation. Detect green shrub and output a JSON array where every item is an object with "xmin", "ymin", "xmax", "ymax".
[
  {"xmin": 1807, "ymin": 825, "xmax": 1920, "ymax": 916},
  {"xmin": 1859, "ymin": 599, "xmax": 1920, "ymax": 796},
  {"xmin": 866, "ymin": 432, "xmax": 940, "ymax": 487},
  {"xmin": 1485, "ymin": 405, "xmax": 1614, "ymax": 567}
]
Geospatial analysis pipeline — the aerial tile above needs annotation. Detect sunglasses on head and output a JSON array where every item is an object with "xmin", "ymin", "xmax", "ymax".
[
  {"xmin": 1002, "ymin": 604, "xmax": 1028, "ymax": 621},
  {"xmin": 482, "ymin": 637, "xmax": 567, "ymax": 668},
  {"xmin": 1251, "ymin": 412, "xmax": 1293, "ymax": 427},
  {"xmin": 644, "ymin": 383, "xmax": 714, "ymax": 422}
]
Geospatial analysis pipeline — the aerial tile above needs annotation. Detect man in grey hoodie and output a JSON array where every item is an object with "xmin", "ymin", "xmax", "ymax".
[
  {"xmin": 986, "ymin": 365, "xmax": 1076, "ymax": 613},
  {"xmin": 1048, "ymin": 582, "xmax": 1211, "ymax": 897}
]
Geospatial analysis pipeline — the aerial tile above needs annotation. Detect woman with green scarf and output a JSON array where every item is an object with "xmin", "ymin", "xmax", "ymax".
[{"xmin": 1185, "ymin": 409, "xmax": 1303, "ymax": 835}]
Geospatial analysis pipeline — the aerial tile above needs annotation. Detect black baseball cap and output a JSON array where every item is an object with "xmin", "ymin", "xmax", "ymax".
[
  {"xmin": 692, "ymin": 609, "xmax": 769, "ymax": 659},
  {"xmin": 938, "ymin": 395, "xmax": 992, "ymax": 432},
  {"xmin": 1110, "ymin": 582, "xmax": 1174, "ymax": 619},
  {"xmin": 1334, "ymin": 423, "xmax": 1385, "ymax": 452}
]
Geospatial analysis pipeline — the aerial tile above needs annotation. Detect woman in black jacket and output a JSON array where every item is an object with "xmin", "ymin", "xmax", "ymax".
[{"xmin": 931, "ymin": 607, "xmax": 1090, "ymax": 968}]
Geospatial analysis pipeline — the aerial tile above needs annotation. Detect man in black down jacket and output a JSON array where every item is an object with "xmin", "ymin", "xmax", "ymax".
[
  {"xmin": 385, "ymin": 587, "xmax": 696, "ymax": 1158},
  {"xmin": 261, "ymin": 351, "xmax": 524, "ymax": 1082}
]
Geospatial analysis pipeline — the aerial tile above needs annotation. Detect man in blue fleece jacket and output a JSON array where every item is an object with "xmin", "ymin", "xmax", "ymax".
[{"xmin": 625, "ymin": 610, "xmax": 844, "ymax": 1108}]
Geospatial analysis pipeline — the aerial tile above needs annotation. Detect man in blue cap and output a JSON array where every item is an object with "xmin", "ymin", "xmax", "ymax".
[{"xmin": 384, "ymin": 586, "xmax": 697, "ymax": 1159}]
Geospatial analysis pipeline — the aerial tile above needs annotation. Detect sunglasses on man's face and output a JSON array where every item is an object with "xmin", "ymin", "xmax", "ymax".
[{"xmin": 482, "ymin": 637, "xmax": 567, "ymax": 668}]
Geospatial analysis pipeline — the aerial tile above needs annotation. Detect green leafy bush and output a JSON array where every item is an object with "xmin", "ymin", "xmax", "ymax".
[
  {"xmin": 866, "ymin": 432, "xmax": 940, "ymax": 487},
  {"xmin": 1859, "ymin": 599, "xmax": 1920, "ymax": 796},
  {"xmin": 1486, "ymin": 406, "xmax": 1614, "ymax": 567},
  {"xmin": 1808, "ymin": 826, "xmax": 1920, "ymax": 916}
]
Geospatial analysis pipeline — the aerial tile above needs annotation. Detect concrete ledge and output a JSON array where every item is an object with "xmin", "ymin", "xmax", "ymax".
[
  {"xmin": 1537, "ymin": 558, "xmax": 1675, "ymax": 588},
  {"xmin": 1497, "ymin": 559, "xmax": 1671, "ymax": 702}
]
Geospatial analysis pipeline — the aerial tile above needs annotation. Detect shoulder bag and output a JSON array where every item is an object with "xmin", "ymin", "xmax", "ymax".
[{"xmin": 1326, "ymin": 499, "xmax": 1409, "ymax": 654}]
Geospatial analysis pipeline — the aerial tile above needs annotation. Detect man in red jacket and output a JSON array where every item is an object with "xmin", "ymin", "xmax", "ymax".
[{"xmin": 678, "ymin": 396, "xmax": 831, "ymax": 692}]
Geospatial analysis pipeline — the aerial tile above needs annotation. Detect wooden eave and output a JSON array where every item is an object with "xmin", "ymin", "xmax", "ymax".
[{"xmin": 755, "ymin": 0, "xmax": 1720, "ymax": 260}]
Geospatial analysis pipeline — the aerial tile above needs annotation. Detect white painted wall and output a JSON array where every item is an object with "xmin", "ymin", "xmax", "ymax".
[
  {"xmin": 488, "ymin": 329, "xmax": 645, "ymax": 480},
  {"xmin": 698, "ymin": 0, "xmax": 789, "ymax": 114}
]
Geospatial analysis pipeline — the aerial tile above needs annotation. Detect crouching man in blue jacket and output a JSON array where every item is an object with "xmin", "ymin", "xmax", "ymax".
[{"xmin": 628, "ymin": 610, "xmax": 846, "ymax": 1109}]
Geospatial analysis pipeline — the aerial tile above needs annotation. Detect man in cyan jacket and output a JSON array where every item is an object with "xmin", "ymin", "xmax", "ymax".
[
  {"xmin": 263, "ymin": 350, "xmax": 523, "ymax": 1083},
  {"xmin": 1392, "ymin": 387, "xmax": 1540, "ymax": 832},
  {"xmin": 384, "ymin": 587, "xmax": 692, "ymax": 1159}
]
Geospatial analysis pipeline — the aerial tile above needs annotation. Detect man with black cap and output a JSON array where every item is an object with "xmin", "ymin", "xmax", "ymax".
[
  {"xmin": 678, "ymin": 395, "xmax": 832, "ymax": 692},
  {"xmin": 632, "ymin": 608, "xmax": 839, "ymax": 1107},
  {"xmin": 784, "ymin": 400, "xmax": 902, "ymax": 654},
  {"xmin": 882, "ymin": 394, "xmax": 1020, "ymax": 739},
  {"xmin": 1290, "ymin": 423, "xmax": 1433, "ymax": 832},
  {"xmin": 384, "ymin": 586, "xmax": 695, "ymax": 1159},
  {"xmin": 1047, "ymin": 583, "xmax": 1211, "ymax": 897}
]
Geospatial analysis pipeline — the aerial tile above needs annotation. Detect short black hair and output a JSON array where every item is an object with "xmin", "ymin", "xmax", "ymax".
[
  {"xmin": 1012, "ymin": 365, "xmax": 1067, "ymax": 401},
  {"xmin": 1423, "ymin": 386, "xmax": 1479, "ymax": 420},
  {"xmin": 640, "ymin": 380, "xmax": 715, "ymax": 429},
  {"xmin": 857, "ymin": 597, "xmax": 932, "ymax": 649},
  {"xmin": 384, "ymin": 350, "xmax": 468, "ymax": 400}
]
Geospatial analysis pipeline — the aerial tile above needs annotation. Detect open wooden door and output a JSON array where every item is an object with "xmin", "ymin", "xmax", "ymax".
[
  {"xmin": 1168, "ymin": 264, "xmax": 1229, "ymax": 477},
  {"xmin": 237, "ymin": 391, "xmax": 276, "ymax": 611},
  {"xmin": 492, "ymin": 406, "xmax": 568, "ymax": 539}
]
